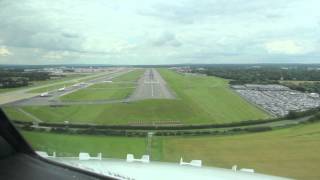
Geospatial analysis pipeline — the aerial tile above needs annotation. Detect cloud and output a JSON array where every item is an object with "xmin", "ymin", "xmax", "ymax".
[
  {"xmin": 110, "ymin": 41, "xmax": 137, "ymax": 53},
  {"xmin": 0, "ymin": 0, "xmax": 320, "ymax": 65},
  {"xmin": 0, "ymin": 47, "xmax": 11, "ymax": 56},
  {"xmin": 264, "ymin": 40, "xmax": 313, "ymax": 55},
  {"xmin": 138, "ymin": 0, "xmax": 291, "ymax": 24},
  {"xmin": 151, "ymin": 32, "xmax": 181, "ymax": 47},
  {"xmin": 0, "ymin": 0, "xmax": 85, "ymax": 52},
  {"xmin": 42, "ymin": 51, "xmax": 68, "ymax": 59}
]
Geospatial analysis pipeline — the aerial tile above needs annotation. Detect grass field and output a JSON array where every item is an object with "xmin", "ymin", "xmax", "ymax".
[
  {"xmin": 22, "ymin": 131, "xmax": 148, "ymax": 158},
  {"xmin": 21, "ymin": 122, "xmax": 320, "ymax": 179},
  {"xmin": 60, "ymin": 84, "xmax": 135, "ymax": 101},
  {"xmin": 154, "ymin": 122, "xmax": 320, "ymax": 179},
  {"xmin": 0, "ymin": 87, "xmax": 26, "ymax": 93},
  {"xmin": 158, "ymin": 69, "xmax": 270, "ymax": 122},
  {"xmin": 6, "ymin": 69, "xmax": 270, "ymax": 125},
  {"xmin": 60, "ymin": 70, "xmax": 143, "ymax": 101},
  {"xmin": 3, "ymin": 107, "xmax": 35, "ymax": 122},
  {"xmin": 17, "ymin": 99, "xmax": 194, "ymax": 124},
  {"xmin": 112, "ymin": 69, "xmax": 144, "ymax": 82},
  {"xmin": 90, "ymin": 82, "xmax": 136, "ymax": 89}
]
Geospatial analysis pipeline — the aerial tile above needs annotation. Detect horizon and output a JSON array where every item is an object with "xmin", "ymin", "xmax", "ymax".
[
  {"xmin": 0, "ymin": 0, "xmax": 320, "ymax": 65},
  {"xmin": 2, "ymin": 62, "xmax": 320, "ymax": 67}
]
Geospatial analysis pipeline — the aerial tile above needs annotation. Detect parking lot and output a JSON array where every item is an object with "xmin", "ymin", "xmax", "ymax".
[{"xmin": 232, "ymin": 84, "xmax": 320, "ymax": 116}]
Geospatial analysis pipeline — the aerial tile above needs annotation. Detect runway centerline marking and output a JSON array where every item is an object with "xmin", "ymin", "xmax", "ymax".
[{"xmin": 151, "ymin": 83, "xmax": 154, "ymax": 97}]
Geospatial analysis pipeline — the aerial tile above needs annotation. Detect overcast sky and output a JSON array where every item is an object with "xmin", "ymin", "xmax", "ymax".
[{"xmin": 0, "ymin": 0, "xmax": 319, "ymax": 65}]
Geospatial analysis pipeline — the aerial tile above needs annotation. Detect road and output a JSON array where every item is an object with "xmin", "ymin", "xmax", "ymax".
[
  {"xmin": 5, "ymin": 68, "xmax": 133, "ymax": 107},
  {"xmin": 0, "ymin": 68, "xmax": 130, "ymax": 105},
  {"xmin": 129, "ymin": 68, "xmax": 175, "ymax": 101},
  {"xmin": 4, "ymin": 68, "xmax": 176, "ymax": 107}
]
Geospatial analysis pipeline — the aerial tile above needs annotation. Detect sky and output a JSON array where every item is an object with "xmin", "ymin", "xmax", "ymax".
[{"xmin": 0, "ymin": 0, "xmax": 319, "ymax": 65}]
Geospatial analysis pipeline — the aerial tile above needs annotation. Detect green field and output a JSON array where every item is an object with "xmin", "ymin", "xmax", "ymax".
[
  {"xmin": 6, "ymin": 69, "xmax": 270, "ymax": 125},
  {"xmin": 112, "ymin": 69, "xmax": 144, "ymax": 82},
  {"xmin": 3, "ymin": 107, "xmax": 35, "ymax": 122},
  {"xmin": 155, "ymin": 122, "xmax": 320, "ymax": 180},
  {"xmin": 0, "ymin": 87, "xmax": 26, "ymax": 93},
  {"xmin": 158, "ymin": 69, "xmax": 270, "ymax": 122},
  {"xmin": 22, "ymin": 131, "xmax": 148, "ymax": 158},
  {"xmin": 60, "ymin": 84, "xmax": 135, "ymax": 101},
  {"xmin": 60, "ymin": 70, "xmax": 143, "ymax": 101},
  {"xmin": 17, "ymin": 99, "xmax": 194, "ymax": 124},
  {"xmin": 21, "ymin": 122, "xmax": 320, "ymax": 179},
  {"xmin": 90, "ymin": 82, "xmax": 136, "ymax": 89}
]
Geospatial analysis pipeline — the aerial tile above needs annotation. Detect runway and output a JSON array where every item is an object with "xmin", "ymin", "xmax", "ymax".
[
  {"xmin": 0, "ymin": 70, "xmax": 125, "ymax": 105},
  {"xmin": 128, "ymin": 69, "xmax": 175, "ymax": 101},
  {"xmin": 6, "ymin": 69, "xmax": 133, "ymax": 107},
  {"xmin": 5, "ymin": 68, "xmax": 175, "ymax": 107}
]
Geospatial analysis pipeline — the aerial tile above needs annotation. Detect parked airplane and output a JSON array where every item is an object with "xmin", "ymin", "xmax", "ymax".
[
  {"xmin": 40, "ymin": 92, "xmax": 49, "ymax": 97},
  {"xmin": 58, "ymin": 86, "xmax": 66, "ymax": 91}
]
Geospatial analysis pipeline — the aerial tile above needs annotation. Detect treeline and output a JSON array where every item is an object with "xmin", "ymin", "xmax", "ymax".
[
  {"xmin": 12, "ymin": 106, "xmax": 320, "ymax": 137},
  {"xmin": 12, "ymin": 117, "xmax": 284, "ymax": 131},
  {"xmin": 281, "ymin": 82, "xmax": 320, "ymax": 94},
  {"xmin": 305, "ymin": 112, "xmax": 320, "ymax": 122},
  {"xmin": 14, "ymin": 108, "xmax": 320, "ymax": 137},
  {"xmin": 18, "ymin": 124, "xmax": 274, "ymax": 137},
  {"xmin": 192, "ymin": 66, "xmax": 320, "ymax": 85},
  {"xmin": 286, "ymin": 107, "xmax": 320, "ymax": 119},
  {"xmin": 0, "ymin": 69, "xmax": 51, "ymax": 88},
  {"xmin": 12, "ymin": 107, "xmax": 320, "ymax": 131},
  {"xmin": 16, "ymin": 115, "xmax": 320, "ymax": 137},
  {"xmin": 0, "ymin": 77, "xmax": 29, "ymax": 88},
  {"xmin": 14, "ymin": 107, "xmax": 320, "ymax": 131}
]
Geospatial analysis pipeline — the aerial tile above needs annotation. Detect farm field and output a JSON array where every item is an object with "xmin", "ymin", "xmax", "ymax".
[
  {"xmin": 21, "ymin": 122, "xmax": 320, "ymax": 179},
  {"xmin": 4, "ymin": 69, "xmax": 270, "ymax": 125}
]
